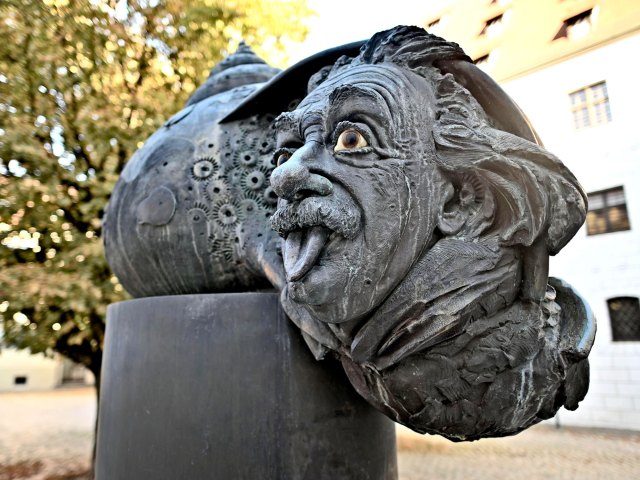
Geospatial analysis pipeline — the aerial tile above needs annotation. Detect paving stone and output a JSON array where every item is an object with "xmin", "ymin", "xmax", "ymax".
[
  {"xmin": 2, "ymin": 387, "xmax": 639, "ymax": 479},
  {"xmin": 397, "ymin": 424, "xmax": 640, "ymax": 480}
]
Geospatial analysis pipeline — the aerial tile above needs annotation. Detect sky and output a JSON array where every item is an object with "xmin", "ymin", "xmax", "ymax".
[{"xmin": 286, "ymin": 0, "xmax": 450, "ymax": 64}]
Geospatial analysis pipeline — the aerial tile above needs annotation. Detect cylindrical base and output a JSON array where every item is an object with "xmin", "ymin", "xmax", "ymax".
[{"xmin": 95, "ymin": 293, "xmax": 397, "ymax": 480}]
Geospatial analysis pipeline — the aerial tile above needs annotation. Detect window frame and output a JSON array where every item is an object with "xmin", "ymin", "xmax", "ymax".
[
  {"xmin": 607, "ymin": 296, "xmax": 640, "ymax": 342},
  {"xmin": 427, "ymin": 18, "xmax": 440, "ymax": 30},
  {"xmin": 554, "ymin": 9, "xmax": 593, "ymax": 40},
  {"xmin": 569, "ymin": 81, "xmax": 612, "ymax": 130},
  {"xmin": 586, "ymin": 186, "xmax": 631, "ymax": 236},
  {"xmin": 480, "ymin": 14, "xmax": 504, "ymax": 37}
]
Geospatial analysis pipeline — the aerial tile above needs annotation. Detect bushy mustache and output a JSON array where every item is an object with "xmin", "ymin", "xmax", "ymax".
[{"xmin": 270, "ymin": 197, "xmax": 362, "ymax": 239}]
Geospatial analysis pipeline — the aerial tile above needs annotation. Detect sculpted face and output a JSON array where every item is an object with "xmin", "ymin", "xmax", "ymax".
[
  {"xmin": 270, "ymin": 64, "xmax": 449, "ymax": 324},
  {"xmin": 238, "ymin": 26, "xmax": 593, "ymax": 441}
]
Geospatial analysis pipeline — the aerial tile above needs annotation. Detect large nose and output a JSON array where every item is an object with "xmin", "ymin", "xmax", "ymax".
[{"xmin": 270, "ymin": 143, "xmax": 333, "ymax": 201}]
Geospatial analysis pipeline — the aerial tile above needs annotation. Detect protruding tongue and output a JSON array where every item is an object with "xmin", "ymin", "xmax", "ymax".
[{"xmin": 284, "ymin": 226, "xmax": 330, "ymax": 281}]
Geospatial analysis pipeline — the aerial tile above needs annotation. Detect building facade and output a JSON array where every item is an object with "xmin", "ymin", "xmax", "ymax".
[
  {"xmin": 0, "ymin": 345, "xmax": 92, "ymax": 392},
  {"xmin": 423, "ymin": 0, "xmax": 640, "ymax": 430}
]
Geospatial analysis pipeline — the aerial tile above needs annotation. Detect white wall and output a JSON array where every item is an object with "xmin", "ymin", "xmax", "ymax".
[
  {"xmin": 0, "ymin": 347, "xmax": 64, "ymax": 392},
  {"xmin": 502, "ymin": 32, "xmax": 640, "ymax": 430}
]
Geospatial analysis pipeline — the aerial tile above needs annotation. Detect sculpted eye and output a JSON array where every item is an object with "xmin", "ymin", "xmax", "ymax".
[
  {"xmin": 274, "ymin": 149, "xmax": 293, "ymax": 167},
  {"xmin": 334, "ymin": 129, "xmax": 368, "ymax": 152}
]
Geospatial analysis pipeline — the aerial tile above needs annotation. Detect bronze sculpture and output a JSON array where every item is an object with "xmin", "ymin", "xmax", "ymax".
[
  {"xmin": 103, "ymin": 26, "xmax": 595, "ymax": 442},
  {"xmin": 265, "ymin": 26, "xmax": 594, "ymax": 440},
  {"xmin": 103, "ymin": 43, "xmax": 284, "ymax": 297}
]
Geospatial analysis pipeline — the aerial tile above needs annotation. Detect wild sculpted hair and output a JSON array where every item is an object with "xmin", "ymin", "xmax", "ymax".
[
  {"xmin": 310, "ymin": 26, "xmax": 587, "ymax": 260},
  {"xmin": 296, "ymin": 27, "xmax": 593, "ymax": 440}
]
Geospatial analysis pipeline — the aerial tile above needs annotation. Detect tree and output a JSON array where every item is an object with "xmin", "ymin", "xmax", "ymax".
[{"xmin": 0, "ymin": 0, "xmax": 310, "ymax": 418}]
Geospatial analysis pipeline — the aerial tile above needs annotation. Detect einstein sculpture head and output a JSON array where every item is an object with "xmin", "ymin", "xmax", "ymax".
[
  {"xmin": 268, "ymin": 26, "xmax": 594, "ymax": 440},
  {"xmin": 270, "ymin": 62, "xmax": 446, "ymax": 323}
]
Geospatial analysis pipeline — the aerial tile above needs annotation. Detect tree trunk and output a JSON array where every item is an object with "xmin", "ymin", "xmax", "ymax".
[{"xmin": 89, "ymin": 366, "xmax": 101, "ymax": 480}]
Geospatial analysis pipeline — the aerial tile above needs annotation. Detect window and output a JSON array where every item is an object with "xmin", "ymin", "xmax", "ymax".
[
  {"xmin": 427, "ymin": 17, "xmax": 446, "ymax": 35},
  {"xmin": 569, "ymin": 81, "xmax": 611, "ymax": 129},
  {"xmin": 474, "ymin": 54, "xmax": 490, "ymax": 68},
  {"xmin": 586, "ymin": 187, "xmax": 630, "ymax": 235},
  {"xmin": 480, "ymin": 14, "xmax": 504, "ymax": 37},
  {"xmin": 554, "ymin": 9, "xmax": 593, "ymax": 40},
  {"xmin": 608, "ymin": 297, "xmax": 640, "ymax": 341},
  {"xmin": 14, "ymin": 376, "xmax": 27, "ymax": 385},
  {"xmin": 427, "ymin": 18, "xmax": 440, "ymax": 30}
]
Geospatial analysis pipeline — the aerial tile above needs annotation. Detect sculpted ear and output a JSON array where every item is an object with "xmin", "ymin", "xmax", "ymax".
[{"xmin": 437, "ymin": 176, "xmax": 494, "ymax": 238}]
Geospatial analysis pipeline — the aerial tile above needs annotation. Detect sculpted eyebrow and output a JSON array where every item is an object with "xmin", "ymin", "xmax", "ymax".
[
  {"xmin": 274, "ymin": 112, "xmax": 298, "ymax": 132},
  {"xmin": 328, "ymin": 85, "xmax": 392, "ymax": 125}
]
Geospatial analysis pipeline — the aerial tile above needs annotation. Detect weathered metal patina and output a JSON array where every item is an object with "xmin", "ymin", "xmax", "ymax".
[
  {"xmin": 265, "ymin": 26, "xmax": 595, "ymax": 440},
  {"xmin": 103, "ymin": 26, "xmax": 595, "ymax": 444}
]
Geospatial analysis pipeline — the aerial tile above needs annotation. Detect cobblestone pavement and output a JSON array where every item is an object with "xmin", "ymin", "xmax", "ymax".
[
  {"xmin": 1, "ymin": 387, "xmax": 639, "ymax": 479},
  {"xmin": 397, "ymin": 424, "xmax": 640, "ymax": 480},
  {"xmin": 0, "ymin": 387, "xmax": 95, "ymax": 479}
]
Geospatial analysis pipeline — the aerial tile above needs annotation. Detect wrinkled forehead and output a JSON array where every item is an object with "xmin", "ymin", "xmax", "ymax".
[{"xmin": 276, "ymin": 64, "xmax": 432, "ymax": 130}]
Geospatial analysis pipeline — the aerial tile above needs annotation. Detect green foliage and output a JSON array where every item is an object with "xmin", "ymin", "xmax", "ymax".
[{"xmin": 0, "ymin": 0, "xmax": 311, "ymax": 375}]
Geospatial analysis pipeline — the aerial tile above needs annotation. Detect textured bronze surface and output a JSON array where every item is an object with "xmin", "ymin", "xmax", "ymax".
[
  {"xmin": 268, "ymin": 26, "xmax": 595, "ymax": 440},
  {"xmin": 103, "ymin": 45, "xmax": 284, "ymax": 297},
  {"xmin": 96, "ymin": 294, "xmax": 398, "ymax": 479},
  {"xmin": 104, "ymin": 26, "xmax": 595, "ymax": 442}
]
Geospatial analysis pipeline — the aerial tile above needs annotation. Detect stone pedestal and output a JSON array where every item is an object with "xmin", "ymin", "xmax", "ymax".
[{"xmin": 95, "ymin": 293, "xmax": 397, "ymax": 479}]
